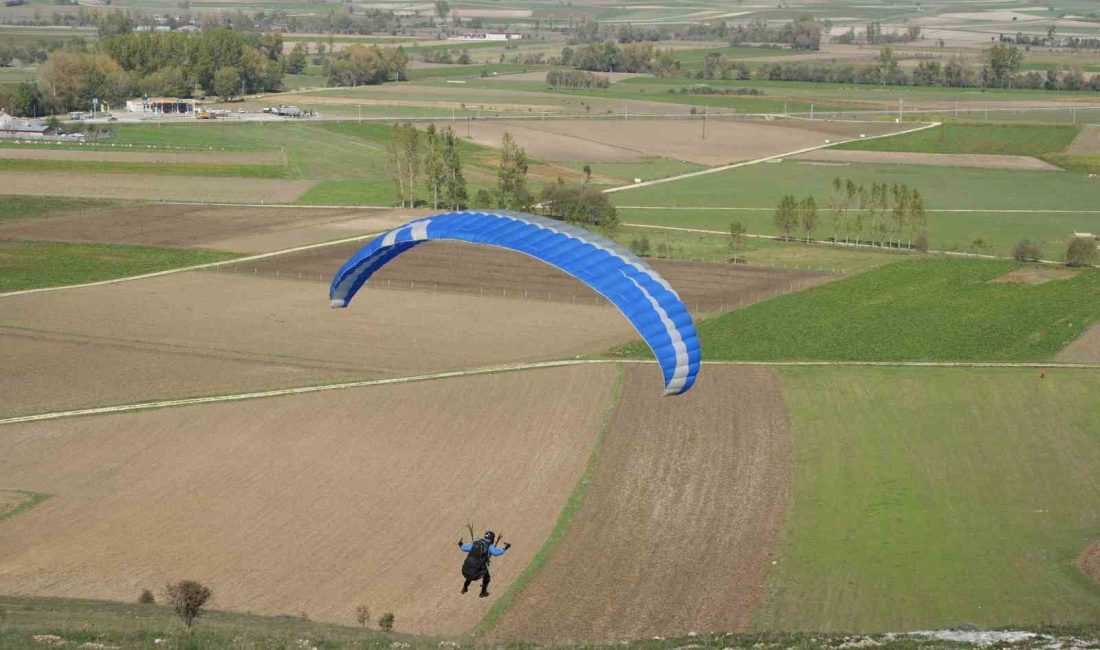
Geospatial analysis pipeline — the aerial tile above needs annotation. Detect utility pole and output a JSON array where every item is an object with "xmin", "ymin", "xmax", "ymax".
[
  {"xmin": 898, "ymin": 98, "xmax": 903, "ymax": 122},
  {"xmin": 702, "ymin": 104, "xmax": 707, "ymax": 139}
]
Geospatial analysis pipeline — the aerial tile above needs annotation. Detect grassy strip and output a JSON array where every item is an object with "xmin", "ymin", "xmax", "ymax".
[
  {"xmin": 1043, "ymin": 153, "xmax": 1100, "ymax": 175},
  {"xmin": 757, "ymin": 366, "xmax": 1100, "ymax": 631},
  {"xmin": 0, "ymin": 196, "xmax": 113, "ymax": 223},
  {"xmin": 611, "ymin": 259, "xmax": 1100, "ymax": 362},
  {"xmin": 611, "ymin": 225, "xmax": 903, "ymax": 273},
  {"xmin": 0, "ymin": 490, "xmax": 53, "ymax": 523},
  {"xmin": 0, "ymin": 241, "xmax": 239, "ymax": 293},
  {"xmin": 835, "ymin": 123, "xmax": 1080, "ymax": 157},
  {"xmin": 0, "ymin": 158, "xmax": 287, "ymax": 179},
  {"xmin": 473, "ymin": 364, "xmax": 626, "ymax": 638},
  {"xmin": 0, "ymin": 595, "xmax": 402, "ymax": 650}
]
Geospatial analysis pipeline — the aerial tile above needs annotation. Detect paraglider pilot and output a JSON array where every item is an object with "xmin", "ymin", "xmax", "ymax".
[{"xmin": 458, "ymin": 531, "xmax": 510, "ymax": 598}]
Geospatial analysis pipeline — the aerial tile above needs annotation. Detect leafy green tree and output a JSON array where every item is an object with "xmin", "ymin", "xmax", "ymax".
[
  {"xmin": 538, "ymin": 180, "xmax": 618, "ymax": 231},
  {"xmin": 422, "ymin": 124, "xmax": 446, "ymax": 209},
  {"xmin": 212, "ymin": 66, "xmax": 240, "ymax": 100},
  {"xmin": 983, "ymin": 43, "xmax": 1022, "ymax": 88},
  {"xmin": 729, "ymin": 221, "xmax": 747, "ymax": 252},
  {"xmin": 773, "ymin": 194, "xmax": 798, "ymax": 241},
  {"xmin": 496, "ymin": 131, "xmax": 531, "ymax": 210},
  {"xmin": 142, "ymin": 66, "xmax": 189, "ymax": 97},
  {"xmin": 441, "ymin": 126, "xmax": 467, "ymax": 209},
  {"xmin": 800, "ymin": 196, "xmax": 818, "ymax": 242},
  {"xmin": 434, "ymin": 0, "xmax": 450, "ymax": 21},
  {"xmin": 98, "ymin": 10, "xmax": 133, "ymax": 39},
  {"xmin": 1066, "ymin": 237, "xmax": 1097, "ymax": 267},
  {"xmin": 286, "ymin": 43, "xmax": 307, "ymax": 74},
  {"xmin": 386, "ymin": 122, "xmax": 420, "ymax": 207},
  {"xmin": 377, "ymin": 612, "xmax": 395, "ymax": 632},
  {"xmin": 907, "ymin": 189, "xmax": 926, "ymax": 249},
  {"xmin": 781, "ymin": 14, "xmax": 822, "ymax": 50}
]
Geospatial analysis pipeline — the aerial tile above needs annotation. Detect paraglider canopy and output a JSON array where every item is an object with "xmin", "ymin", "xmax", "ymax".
[{"xmin": 329, "ymin": 210, "xmax": 700, "ymax": 395}]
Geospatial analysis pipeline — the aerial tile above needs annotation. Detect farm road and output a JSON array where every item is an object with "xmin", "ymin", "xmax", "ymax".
[{"xmin": 4, "ymin": 359, "xmax": 1098, "ymax": 428}]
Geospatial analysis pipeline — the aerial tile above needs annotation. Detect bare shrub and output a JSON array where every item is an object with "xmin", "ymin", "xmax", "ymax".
[
  {"xmin": 165, "ymin": 580, "xmax": 212, "ymax": 631},
  {"xmin": 355, "ymin": 605, "xmax": 370, "ymax": 628},
  {"xmin": 137, "ymin": 589, "xmax": 155, "ymax": 604},
  {"xmin": 1013, "ymin": 239, "xmax": 1043, "ymax": 262}
]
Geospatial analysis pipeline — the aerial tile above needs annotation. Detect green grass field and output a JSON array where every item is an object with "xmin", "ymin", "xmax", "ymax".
[
  {"xmin": 613, "ymin": 259, "xmax": 1100, "ymax": 362},
  {"xmin": 612, "ymin": 226, "xmax": 902, "ymax": 273},
  {"xmin": 614, "ymin": 161, "xmax": 1100, "ymax": 258},
  {"xmin": 0, "ymin": 196, "xmax": 112, "ymax": 223},
  {"xmin": 757, "ymin": 366, "xmax": 1100, "ymax": 631},
  {"xmin": 0, "ymin": 241, "xmax": 238, "ymax": 292},
  {"xmin": 836, "ymin": 123, "xmax": 1081, "ymax": 158}
]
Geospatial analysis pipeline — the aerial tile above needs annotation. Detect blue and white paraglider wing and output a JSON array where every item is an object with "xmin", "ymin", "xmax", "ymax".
[{"xmin": 329, "ymin": 210, "xmax": 700, "ymax": 395}]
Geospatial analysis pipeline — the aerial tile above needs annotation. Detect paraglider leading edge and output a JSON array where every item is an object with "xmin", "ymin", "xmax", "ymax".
[{"xmin": 328, "ymin": 210, "xmax": 701, "ymax": 395}]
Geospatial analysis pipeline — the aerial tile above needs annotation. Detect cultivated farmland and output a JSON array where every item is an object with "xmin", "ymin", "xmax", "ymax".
[
  {"xmin": 486, "ymin": 365, "xmax": 791, "ymax": 644},
  {"xmin": 0, "ymin": 272, "xmax": 634, "ymax": 416},
  {"xmin": 0, "ymin": 364, "xmax": 618, "ymax": 635}
]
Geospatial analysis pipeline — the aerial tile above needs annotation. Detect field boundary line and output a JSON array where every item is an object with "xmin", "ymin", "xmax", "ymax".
[
  {"xmin": 601, "ymin": 121, "xmax": 941, "ymax": 194},
  {"xmin": 0, "ymin": 231, "xmax": 384, "ymax": 299},
  {"xmin": 620, "ymin": 206, "xmax": 1100, "ymax": 214},
  {"xmin": 5, "ymin": 358, "xmax": 1100, "ymax": 426},
  {"xmin": 0, "ymin": 359, "xmax": 599, "ymax": 426}
]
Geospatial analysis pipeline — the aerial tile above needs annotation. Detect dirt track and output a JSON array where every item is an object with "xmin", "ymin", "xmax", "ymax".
[
  {"xmin": 0, "ymin": 203, "xmax": 423, "ymax": 253},
  {"xmin": 486, "ymin": 364, "xmax": 792, "ymax": 643},
  {"xmin": 0, "ymin": 147, "xmax": 279, "ymax": 165},
  {"xmin": 240, "ymin": 240, "xmax": 830, "ymax": 314},
  {"xmin": 1055, "ymin": 322, "xmax": 1100, "ymax": 364},
  {"xmin": 0, "ymin": 172, "xmax": 314, "ymax": 203},
  {"xmin": 792, "ymin": 149, "xmax": 1062, "ymax": 171},
  {"xmin": 1067, "ymin": 125, "xmax": 1100, "ymax": 155},
  {"xmin": 0, "ymin": 272, "xmax": 633, "ymax": 417},
  {"xmin": 0, "ymin": 363, "xmax": 617, "ymax": 634},
  {"xmin": 430, "ymin": 119, "xmax": 909, "ymax": 164}
]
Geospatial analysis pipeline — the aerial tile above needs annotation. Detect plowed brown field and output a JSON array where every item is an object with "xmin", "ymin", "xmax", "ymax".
[
  {"xmin": 0, "ymin": 363, "xmax": 618, "ymax": 634},
  {"xmin": 0, "ymin": 272, "xmax": 633, "ymax": 417},
  {"xmin": 0, "ymin": 148, "xmax": 278, "ymax": 165},
  {"xmin": 431, "ymin": 119, "xmax": 911, "ymax": 164},
  {"xmin": 0, "ymin": 172, "xmax": 314, "ymax": 203},
  {"xmin": 241, "ymin": 240, "xmax": 829, "ymax": 315},
  {"xmin": 0, "ymin": 203, "xmax": 422, "ymax": 253},
  {"xmin": 486, "ymin": 364, "xmax": 791, "ymax": 644}
]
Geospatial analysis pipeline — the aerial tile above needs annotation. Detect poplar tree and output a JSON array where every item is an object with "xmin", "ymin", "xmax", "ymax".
[
  {"xmin": 496, "ymin": 131, "xmax": 532, "ymax": 210},
  {"xmin": 441, "ymin": 126, "xmax": 467, "ymax": 210}
]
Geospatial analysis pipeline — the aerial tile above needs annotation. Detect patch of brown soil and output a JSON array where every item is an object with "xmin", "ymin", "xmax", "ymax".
[
  {"xmin": 1055, "ymin": 322, "xmax": 1100, "ymax": 364},
  {"xmin": 1079, "ymin": 541, "xmax": 1100, "ymax": 583},
  {"xmin": 1067, "ymin": 125, "xmax": 1100, "ymax": 155},
  {"xmin": 0, "ymin": 272, "xmax": 633, "ymax": 417},
  {"xmin": 485, "ymin": 364, "xmax": 792, "ymax": 644},
  {"xmin": 0, "ymin": 363, "xmax": 617, "ymax": 634},
  {"xmin": 0, "ymin": 147, "xmax": 279, "ymax": 165},
  {"xmin": 428, "ymin": 119, "xmax": 911, "ymax": 165},
  {"xmin": 241, "ymin": 240, "xmax": 830, "ymax": 316},
  {"xmin": 990, "ymin": 267, "xmax": 1079, "ymax": 285},
  {"xmin": 0, "ymin": 203, "xmax": 421, "ymax": 253},
  {"xmin": 794, "ymin": 149, "xmax": 1063, "ymax": 172},
  {"xmin": 0, "ymin": 172, "xmax": 314, "ymax": 203}
]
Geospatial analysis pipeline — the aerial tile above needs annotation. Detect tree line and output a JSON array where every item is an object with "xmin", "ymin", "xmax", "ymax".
[
  {"xmin": 546, "ymin": 70, "xmax": 610, "ymax": 90},
  {"xmin": 774, "ymin": 178, "xmax": 928, "ymax": 250},
  {"xmin": 383, "ymin": 125, "xmax": 617, "ymax": 232}
]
